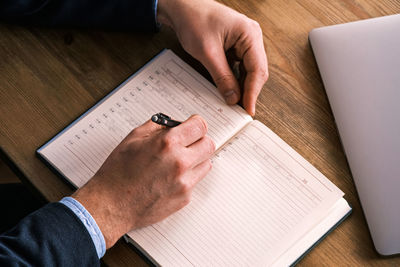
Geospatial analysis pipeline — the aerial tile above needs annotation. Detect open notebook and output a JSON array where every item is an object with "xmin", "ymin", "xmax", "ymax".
[{"xmin": 37, "ymin": 49, "xmax": 351, "ymax": 266}]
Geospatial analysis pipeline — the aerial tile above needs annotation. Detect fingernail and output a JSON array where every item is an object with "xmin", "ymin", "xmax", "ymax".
[
  {"xmin": 250, "ymin": 107, "xmax": 255, "ymax": 117},
  {"xmin": 224, "ymin": 90, "xmax": 238, "ymax": 104}
]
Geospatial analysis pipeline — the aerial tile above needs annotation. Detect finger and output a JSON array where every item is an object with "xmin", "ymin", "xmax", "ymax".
[
  {"xmin": 199, "ymin": 45, "xmax": 241, "ymax": 105},
  {"xmin": 242, "ymin": 39, "xmax": 269, "ymax": 116},
  {"xmin": 125, "ymin": 119, "xmax": 163, "ymax": 139},
  {"xmin": 184, "ymin": 159, "xmax": 212, "ymax": 187},
  {"xmin": 168, "ymin": 115, "xmax": 208, "ymax": 147},
  {"xmin": 186, "ymin": 135, "xmax": 216, "ymax": 167}
]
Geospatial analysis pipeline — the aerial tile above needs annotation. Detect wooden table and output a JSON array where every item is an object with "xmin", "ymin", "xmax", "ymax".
[{"xmin": 1, "ymin": 0, "xmax": 399, "ymax": 266}]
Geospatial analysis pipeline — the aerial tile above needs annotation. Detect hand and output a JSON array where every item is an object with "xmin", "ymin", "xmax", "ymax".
[
  {"xmin": 157, "ymin": 0, "xmax": 269, "ymax": 116},
  {"xmin": 72, "ymin": 115, "xmax": 215, "ymax": 248}
]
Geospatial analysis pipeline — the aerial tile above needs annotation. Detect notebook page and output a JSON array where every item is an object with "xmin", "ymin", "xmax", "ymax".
[
  {"xmin": 273, "ymin": 198, "xmax": 351, "ymax": 266},
  {"xmin": 38, "ymin": 49, "xmax": 251, "ymax": 187},
  {"xmin": 127, "ymin": 120, "xmax": 344, "ymax": 266}
]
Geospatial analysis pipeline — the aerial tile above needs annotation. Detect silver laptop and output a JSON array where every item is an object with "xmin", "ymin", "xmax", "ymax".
[{"xmin": 309, "ymin": 14, "xmax": 400, "ymax": 256}]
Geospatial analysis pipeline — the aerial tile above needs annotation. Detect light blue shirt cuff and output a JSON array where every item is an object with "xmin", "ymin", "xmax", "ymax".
[{"xmin": 59, "ymin": 197, "xmax": 106, "ymax": 259}]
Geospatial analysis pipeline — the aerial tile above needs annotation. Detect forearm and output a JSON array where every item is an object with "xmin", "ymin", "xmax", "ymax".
[{"xmin": 0, "ymin": 0, "xmax": 159, "ymax": 31}]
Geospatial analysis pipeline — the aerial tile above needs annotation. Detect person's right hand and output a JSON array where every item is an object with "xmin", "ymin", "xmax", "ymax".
[{"xmin": 72, "ymin": 115, "xmax": 215, "ymax": 249}]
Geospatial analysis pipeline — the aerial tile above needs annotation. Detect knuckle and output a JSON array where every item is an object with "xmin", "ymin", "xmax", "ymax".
[
  {"xmin": 251, "ymin": 65, "xmax": 269, "ymax": 84},
  {"xmin": 160, "ymin": 133, "xmax": 177, "ymax": 152},
  {"xmin": 120, "ymin": 141, "xmax": 138, "ymax": 155},
  {"xmin": 201, "ymin": 44, "xmax": 219, "ymax": 61},
  {"xmin": 181, "ymin": 183, "xmax": 191, "ymax": 195},
  {"xmin": 204, "ymin": 136, "xmax": 216, "ymax": 154},
  {"xmin": 173, "ymin": 157, "xmax": 190, "ymax": 175},
  {"xmin": 237, "ymin": 13, "xmax": 249, "ymax": 22},
  {"xmin": 215, "ymin": 74, "xmax": 235, "ymax": 84},
  {"xmin": 248, "ymin": 18, "xmax": 261, "ymax": 32},
  {"xmin": 242, "ymin": 17, "xmax": 262, "ymax": 36},
  {"xmin": 206, "ymin": 159, "xmax": 213, "ymax": 171},
  {"xmin": 181, "ymin": 196, "xmax": 191, "ymax": 207},
  {"xmin": 261, "ymin": 68, "xmax": 269, "ymax": 82},
  {"xmin": 129, "ymin": 127, "xmax": 139, "ymax": 136},
  {"xmin": 240, "ymin": 15, "xmax": 255, "ymax": 27},
  {"xmin": 199, "ymin": 39, "xmax": 209, "ymax": 53},
  {"xmin": 192, "ymin": 115, "xmax": 208, "ymax": 134},
  {"xmin": 176, "ymin": 180, "xmax": 191, "ymax": 195},
  {"xmin": 249, "ymin": 19, "xmax": 260, "ymax": 29}
]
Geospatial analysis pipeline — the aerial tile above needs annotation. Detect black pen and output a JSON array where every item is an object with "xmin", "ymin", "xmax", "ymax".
[{"xmin": 151, "ymin": 113, "xmax": 181, "ymax": 127}]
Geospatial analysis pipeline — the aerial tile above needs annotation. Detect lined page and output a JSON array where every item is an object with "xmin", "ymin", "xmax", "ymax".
[
  {"xmin": 38, "ymin": 50, "xmax": 251, "ymax": 187},
  {"xmin": 127, "ymin": 120, "xmax": 344, "ymax": 266}
]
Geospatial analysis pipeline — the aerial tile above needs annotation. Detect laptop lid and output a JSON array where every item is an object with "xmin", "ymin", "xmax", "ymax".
[{"xmin": 309, "ymin": 14, "xmax": 400, "ymax": 256}]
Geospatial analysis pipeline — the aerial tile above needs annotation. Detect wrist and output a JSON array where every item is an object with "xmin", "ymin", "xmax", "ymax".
[{"xmin": 72, "ymin": 179, "xmax": 134, "ymax": 249}]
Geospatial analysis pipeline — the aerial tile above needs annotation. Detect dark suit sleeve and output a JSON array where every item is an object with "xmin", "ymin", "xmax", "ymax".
[
  {"xmin": 0, "ymin": 202, "xmax": 99, "ymax": 266},
  {"xmin": 0, "ymin": 0, "xmax": 158, "ymax": 31}
]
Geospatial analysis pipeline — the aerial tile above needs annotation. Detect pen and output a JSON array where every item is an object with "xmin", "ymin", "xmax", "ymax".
[{"xmin": 151, "ymin": 113, "xmax": 181, "ymax": 127}]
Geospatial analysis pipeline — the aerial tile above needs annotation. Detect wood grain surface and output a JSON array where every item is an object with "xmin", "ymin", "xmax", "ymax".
[{"xmin": 1, "ymin": 0, "xmax": 399, "ymax": 266}]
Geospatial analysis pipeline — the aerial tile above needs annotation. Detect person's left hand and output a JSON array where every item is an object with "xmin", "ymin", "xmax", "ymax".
[{"xmin": 157, "ymin": 0, "xmax": 269, "ymax": 116}]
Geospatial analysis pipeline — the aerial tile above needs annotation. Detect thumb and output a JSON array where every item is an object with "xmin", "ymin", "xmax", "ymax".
[{"xmin": 199, "ymin": 46, "xmax": 241, "ymax": 105}]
